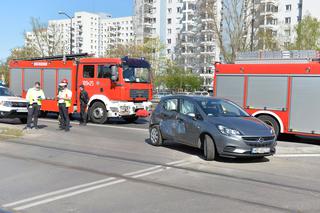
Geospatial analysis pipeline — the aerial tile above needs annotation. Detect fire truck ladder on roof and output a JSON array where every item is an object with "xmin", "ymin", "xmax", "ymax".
[
  {"xmin": 14, "ymin": 53, "xmax": 91, "ymax": 61},
  {"xmin": 235, "ymin": 50, "xmax": 320, "ymax": 64}
]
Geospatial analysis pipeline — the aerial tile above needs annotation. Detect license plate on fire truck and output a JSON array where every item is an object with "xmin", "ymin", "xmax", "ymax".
[{"xmin": 252, "ymin": 147, "xmax": 270, "ymax": 154}]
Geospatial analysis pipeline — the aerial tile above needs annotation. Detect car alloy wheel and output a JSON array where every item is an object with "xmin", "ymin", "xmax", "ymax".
[{"xmin": 150, "ymin": 126, "xmax": 162, "ymax": 146}]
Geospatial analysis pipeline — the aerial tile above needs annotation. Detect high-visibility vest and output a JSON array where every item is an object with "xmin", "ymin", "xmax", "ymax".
[
  {"xmin": 58, "ymin": 89, "xmax": 72, "ymax": 107},
  {"xmin": 26, "ymin": 88, "xmax": 45, "ymax": 105}
]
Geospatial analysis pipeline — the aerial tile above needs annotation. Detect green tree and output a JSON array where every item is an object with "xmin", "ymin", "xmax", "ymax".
[
  {"xmin": 256, "ymin": 29, "xmax": 280, "ymax": 51},
  {"xmin": 163, "ymin": 63, "xmax": 201, "ymax": 92},
  {"xmin": 105, "ymin": 38, "xmax": 166, "ymax": 89},
  {"xmin": 289, "ymin": 15, "xmax": 320, "ymax": 50}
]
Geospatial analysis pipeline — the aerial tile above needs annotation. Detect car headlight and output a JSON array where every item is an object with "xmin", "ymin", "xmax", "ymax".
[
  {"xmin": 0, "ymin": 101, "xmax": 12, "ymax": 107},
  {"xmin": 217, "ymin": 125, "xmax": 241, "ymax": 136}
]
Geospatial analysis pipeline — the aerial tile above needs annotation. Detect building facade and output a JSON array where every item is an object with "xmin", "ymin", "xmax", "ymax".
[
  {"xmin": 25, "ymin": 11, "xmax": 134, "ymax": 57},
  {"xmin": 134, "ymin": 0, "xmax": 221, "ymax": 90}
]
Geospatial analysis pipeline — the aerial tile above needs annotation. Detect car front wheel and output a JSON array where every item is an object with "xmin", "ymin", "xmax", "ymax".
[
  {"xmin": 203, "ymin": 135, "xmax": 216, "ymax": 161},
  {"xmin": 149, "ymin": 126, "xmax": 162, "ymax": 146}
]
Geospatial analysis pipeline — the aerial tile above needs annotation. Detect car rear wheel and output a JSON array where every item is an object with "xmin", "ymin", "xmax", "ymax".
[
  {"xmin": 149, "ymin": 125, "xmax": 163, "ymax": 146},
  {"xmin": 89, "ymin": 102, "xmax": 108, "ymax": 124},
  {"xmin": 257, "ymin": 115, "xmax": 280, "ymax": 137},
  {"xmin": 203, "ymin": 135, "xmax": 216, "ymax": 161}
]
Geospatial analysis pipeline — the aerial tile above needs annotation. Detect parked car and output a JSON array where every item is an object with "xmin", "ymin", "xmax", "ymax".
[
  {"xmin": 153, "ymin": 92, "xmax": 171, "ymax": 100},
  {"xmin": 193, "ymin": 91, "xmax": 209, "ymax": 96},
  {"xmin": 149, "ymin": 96, "xmax": 276, "ymax": 161},
  {"xmin": 0, "ymin": 85, "xmax": 28, "ymax": 123}
]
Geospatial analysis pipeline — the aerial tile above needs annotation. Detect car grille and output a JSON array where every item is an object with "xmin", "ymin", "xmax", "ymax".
[
  {"xmin": 242, "ymin": 136, "xmax": 275, "ymax": 147},
  {"xmin": 11, "ymin": 102, "xmax": 28, "ymax": 108},
  {"xmin": 130, "ymin": 89, "xmax": 149, "ymax": 99}
]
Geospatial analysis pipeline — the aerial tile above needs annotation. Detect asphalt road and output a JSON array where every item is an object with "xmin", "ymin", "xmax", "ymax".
[{"xmin": 0, "ymin": 118, "xmax": 320, "ymax": 213}]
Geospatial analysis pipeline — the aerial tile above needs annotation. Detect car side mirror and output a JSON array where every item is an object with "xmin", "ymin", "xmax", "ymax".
[
  {"xmin": 111, "ymin": 66, "xmax": 118, "ymax": 82},
  {"xmin": 187, "ymin": 113, "xmax": 202, "ymax": 120}
]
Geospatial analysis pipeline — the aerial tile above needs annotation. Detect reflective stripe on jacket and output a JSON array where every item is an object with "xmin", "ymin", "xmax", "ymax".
[
  {"xmin": 26, "ymin": 88, "xmax": 45, "ymax": 105},
  {"xmin": 58, "ymin": 89, "xmax": 72, "ymax": 107}
]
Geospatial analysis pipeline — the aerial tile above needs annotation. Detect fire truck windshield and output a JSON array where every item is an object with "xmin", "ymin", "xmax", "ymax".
[{"xmin": 123, "ymin": 65, "xmax": 150, "ymax": 83}]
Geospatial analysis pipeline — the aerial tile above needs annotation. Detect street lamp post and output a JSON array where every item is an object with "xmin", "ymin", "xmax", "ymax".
[
  {"xmin": 59, "ymin": 11, "xmax": 73, "ymax": 55},
  {"xmin": 250, "ymin": 0, "xmax": 255, "ymax": 51}
]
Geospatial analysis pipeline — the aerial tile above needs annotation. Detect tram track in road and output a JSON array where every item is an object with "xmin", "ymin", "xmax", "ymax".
[
  {"xmin": 0, "ymin": 151, "xmax": 294, "ymax": 213},
  {"xmin": 1, "ymin": 139, "xmax": 320, "ymax": 199}
]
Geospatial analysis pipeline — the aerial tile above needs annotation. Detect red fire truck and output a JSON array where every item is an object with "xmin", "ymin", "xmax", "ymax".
[
  {"xmin": 214, "ymin": 51, "xmax": 320, "ymax": 137},
  {"xmin": 9, "ymin": 54, "xmax": 153, "ymax": 124}
]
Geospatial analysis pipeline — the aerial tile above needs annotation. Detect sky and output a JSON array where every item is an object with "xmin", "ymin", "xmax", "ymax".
[{"xmin": 0, "ymin": 0, "xmax": 133, "ymax": 61}]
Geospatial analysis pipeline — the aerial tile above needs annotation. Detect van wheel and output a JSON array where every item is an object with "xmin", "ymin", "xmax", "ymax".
[
  {"xmin": 20, "ymin": 118, "xmax": 27, "ymax": 124},
  {"xmin": 257, "ymin": 115, "xmax": 280, "ymax": 137},
  {"xmin": 203, "ymin": 135, "xmax": 216, "ymax": 161},
  {"xmin": 149, "ymin": 125, "xmax": 163, "ymax": 146},
  {"xmin": 89, "ymin": 102, "xmax": 108, "ymax": 124}
]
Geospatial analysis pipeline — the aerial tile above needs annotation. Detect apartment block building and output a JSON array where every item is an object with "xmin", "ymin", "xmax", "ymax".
[
  {"xmin": 134, "ymin": 0, "xmax": 221, "ymax": 90},
  {"xmin": 25, "ymin": 11, "xmax": 134, "ymax": 57}
]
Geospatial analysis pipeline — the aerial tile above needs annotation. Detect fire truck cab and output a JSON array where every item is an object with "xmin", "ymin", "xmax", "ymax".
[
  {"xmin": 9, "ymin": 54, "xmax": 153, "ymax": 124},
  {"xmin": 214, "ymin": 50, "xmax": 320, "ymax": 137}
]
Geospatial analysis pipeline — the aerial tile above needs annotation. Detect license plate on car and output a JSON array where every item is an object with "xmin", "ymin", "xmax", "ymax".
[
  {"xmin": 252, "ymin": 147, "xmax": 270, "ymax": 154},
  {"xmin": 17, "ymin": 108, "xmax": 28, "ymax": 113}
]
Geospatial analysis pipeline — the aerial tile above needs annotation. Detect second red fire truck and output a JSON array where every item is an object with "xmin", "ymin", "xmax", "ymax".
[
  {"xmin": 9, "ymin": 54, "xmax": 153, "ymax": 124},
  {"xmin": 214, "ymin": 50, "xmax": 320, "ymax": 137}
]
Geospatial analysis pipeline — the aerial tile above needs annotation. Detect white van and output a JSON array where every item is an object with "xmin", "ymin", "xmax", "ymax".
[{"xmin": 0, "ymin": 85, "xmax": 28, "ymax": 123}]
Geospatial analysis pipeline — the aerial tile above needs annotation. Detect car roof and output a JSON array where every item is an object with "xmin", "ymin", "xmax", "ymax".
[{"xmin": 161, "ymin": 95, "xmax": 226, "ymax": 102}]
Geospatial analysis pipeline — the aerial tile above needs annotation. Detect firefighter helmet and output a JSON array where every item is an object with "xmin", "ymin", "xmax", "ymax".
[{"xmin": 61, "ymin": 79, "xmax": 68, "ymax": 84}]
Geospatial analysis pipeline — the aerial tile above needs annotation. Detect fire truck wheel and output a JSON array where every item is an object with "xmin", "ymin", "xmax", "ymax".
[
  {"xmin": 89, "ymin": 102, "xmax": 108, "ymax": 124},
  {"xmin": 123, "ymin": 115, "xmax": 138, "ymax": 123},
  {"xmin": 257, "ymin": 115, "xmax": 280, "ymax": 137}
]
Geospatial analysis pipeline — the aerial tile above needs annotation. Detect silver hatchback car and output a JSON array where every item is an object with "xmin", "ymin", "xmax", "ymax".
[{"xmin": 149, "ymin": 96, "xmax": 276, "ymax": 161}]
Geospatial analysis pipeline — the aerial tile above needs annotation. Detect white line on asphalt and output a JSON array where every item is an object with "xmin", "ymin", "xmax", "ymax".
[
  {"xmin": 39, "ymin": 118, "xmax": 148, "ymax": 132},
  {"xmin": 3, "ymin": 158, "xmax": 192, "ymax": 211},
  {"xmin": 275, "ymin": 153, "xmax": 320, "ymax": 158},
  {"xmin": 124, "ymin": 165, "xmax": 162, "ymax": 176},
  {"xmin": 13, "ymin": 179, "xmax": 127, "ymax": 211},
  {"xmin": 2, "ymin": 177, "xmax": 116, "ymax": 208},
  {"xmin": 132, "ymin": 168, "xmax": 165, "ymax": 178}
]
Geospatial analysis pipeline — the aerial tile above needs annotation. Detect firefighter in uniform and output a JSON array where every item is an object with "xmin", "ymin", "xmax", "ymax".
[
  {"xmin": 79, "ymin": 85, "xmax": 89, "ymax": 126},
  {"xmin": 57, "ymin": 79, "xmax": 72, "ymax": 132},
  {"xmin": 25, "ymin": 82, "xmax": 45, "ymax": 130}
]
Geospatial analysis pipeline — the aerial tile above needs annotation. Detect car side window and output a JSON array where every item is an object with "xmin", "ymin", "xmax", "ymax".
[
  {"xmin": 180, "ymin": 99, "xmax": 196, "ymax": 116},
  {"xmin": 163, "ymin": 99, "xmax": 178, "ymax": 111}
]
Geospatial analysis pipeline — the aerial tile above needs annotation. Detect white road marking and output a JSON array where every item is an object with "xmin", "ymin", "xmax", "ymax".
[
  {"xmin": 39, "ymin": 118, "xmax": 148, "ymax": 132},
  {"xmin": 124, "ymin": 165, "xmax": 162, "ymax": 176},
  {"xmin": 14, "ymin": 179, "xmax": 127, "ymax": 211},
  {"xmin": 275, "ymin": 153, "xmax": 320, "ymax": 158},
  {"xmin": 3, "ymin": 158, "xmax": 193, "ymax": 211},
  {"xmin": 2, "ymin": 177, "xmax": 116, "ymax": 208}
]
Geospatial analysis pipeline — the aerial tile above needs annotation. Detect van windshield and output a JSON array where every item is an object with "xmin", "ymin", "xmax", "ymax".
[
  {"xmin": 0, "ymin": 87, "xmax": 14, "ymax": 96},
  {"xmin": 123, "ymin": 65, "xmax": 150, "ymax": 83}
]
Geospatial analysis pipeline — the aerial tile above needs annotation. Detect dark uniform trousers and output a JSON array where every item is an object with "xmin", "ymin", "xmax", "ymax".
[
  {"xmin": 27, "ymin": 103, "xmax": 40, "ymax": 128},
  {"xmin": 59, "ymin": 103, "xmax": 70, "ymax": 130},
  {"xmin": 80, "ymin": 104, "xmax": 87, "ymax": 124}
]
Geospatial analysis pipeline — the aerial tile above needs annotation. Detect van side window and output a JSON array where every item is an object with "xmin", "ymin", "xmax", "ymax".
[
  {"xmin": 163, "ymin": 99, "xmax": 178, "ymax": 111},
  {"xmin": 83, "ymin": 65, "xmax": 95, "ymax": 78},
  {"xmin": 98, "ymin": 65, "xmax": 113, "ymax": 78}
]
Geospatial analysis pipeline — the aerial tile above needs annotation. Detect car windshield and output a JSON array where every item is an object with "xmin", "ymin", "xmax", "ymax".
[
  {"xmin": 197, "ymin": 99, "xmax": 250, "ymax": 117},
  {"xmin": 123, "ymin": 65, "xmax": 150, "ymax": 83},
  {"xmin": 0, "ymin": 87, "xmax": 14, "ymax": 96}
]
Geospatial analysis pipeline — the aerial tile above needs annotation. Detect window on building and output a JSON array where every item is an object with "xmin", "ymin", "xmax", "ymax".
[
  {"xmin": 167, "ymin": 39, "xmax": 171, "ymax": 44},
  {"xmin": 168, "ymin": 29, "xmax": 172, "ymax": 34},
  {"xmin": 167, "ymin": 49, "xmax": 171, "ymax": 54},
  {"xmin": 286, "ymin": 4, "xmax": 292, "ymax": 11},
  {"xmin": 177, "ymin": 7, "xmax": 181, "ymax": 13},
  {"xmin": 285, "ymin": 17, "xmax": 291, "ymax": 24},
  {"xmin": 285, "ymin": 29, "xmax": 291, "ymax": 36},
  {"xmin": 83, "ymin": 65, "xmax": 95, "ymax": 78},
  {"xmin": 168, "ymin": 8, "xmax": 172, "ymax": 14},
  {"xmin": 168, "ymin": 0, "xmax": 172, "ymax": 3},
  {"xmin": 168, "ymin": 18, "xmax": 172, "ymax": 24}
]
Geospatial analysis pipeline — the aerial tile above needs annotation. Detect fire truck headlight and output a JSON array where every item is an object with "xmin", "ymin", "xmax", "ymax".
[{"xmin": 110, "ymin": 107, "xmax": 119, "ymax": 112}]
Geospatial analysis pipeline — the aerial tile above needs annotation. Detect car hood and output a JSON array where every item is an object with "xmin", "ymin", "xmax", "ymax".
[
  {"xmin": 0, "ymin": 96, "xmax": 28, "ymax": 102},
  {"xmin": 207, "ymin": 116, "xmax": 273, "ymax": 136}
]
